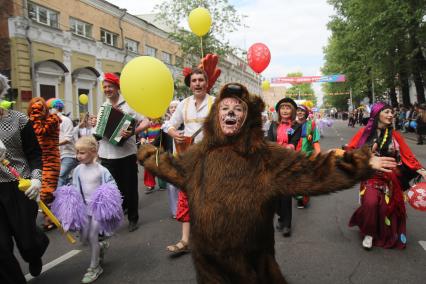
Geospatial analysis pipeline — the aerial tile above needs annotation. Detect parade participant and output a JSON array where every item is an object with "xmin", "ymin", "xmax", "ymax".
[
  {"xmin": 0, "ymin": 74, "xmax": 49, "ymax": 283},
  {"xmin": 76, "ymin": 113, "xmax": 96, "ymax": 138},
  {"xmin": 415, "ymin": 104, "xmax": 426, "ymax": 145},
  {"xmin": 52, "ymin": 136, "xmax": 122, "ymax": 283},
  {"xmin": 294, "ymin": 104, "xmax": 321, "ymax": 208},
  {"xmin": 50, "ymin": 99, "xmax": 79, "ymax": 187},
  {"xmin": 138, "ymin": 82, "xmax": 396, "ymax": 283},
  {"xmin": 154, "ymin": 100, "xmax": 180, "ymax": 218},
  {"xmin": 262, "ymin": 111, "xmax": 271, "ymax": 137},
  {"xmin": 347, "ymin": 102, "xmax": 426, "ymax": 249},
  {"xmin": 27, "ymin": 96, "xmax": 61, "ymax": 231},
  {"xmin": 267, "ymin": 97, "xmax": 301, "ymax": 237},
  {"xmin": 94, "ymin": 73, "xmax": 149, "ymax": 232},
  {"xmin": 165, "ymin": 67, "xmax": 215, "ymax": 254},
  {"xmin": 139, "ymin": 118, "xmax": 162, "ymax": 193}
]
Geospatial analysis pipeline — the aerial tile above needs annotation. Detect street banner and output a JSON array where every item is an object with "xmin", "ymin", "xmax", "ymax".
[{"xmin": 271, "ymin": 74, "xmax": 346, "ymax": 84}]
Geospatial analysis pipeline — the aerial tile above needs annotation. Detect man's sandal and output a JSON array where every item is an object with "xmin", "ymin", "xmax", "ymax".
[{"xmin": 166, "ymin": 240, "xmax": 190, "ymax": 254}]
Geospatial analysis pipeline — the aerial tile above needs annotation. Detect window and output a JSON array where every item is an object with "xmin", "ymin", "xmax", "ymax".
[
  {"xmin": 162, "ymin": 51, "xmax": 172, "ymax": 64},
  {"xmin": 125, "ymin": 38, "xmax": 139, "ymax": 53},
  {"xmin": 28, "ymin": 2, "xmax": 59, "ymax": 28},
  {"xmin": 70, "ymin": 18, "xmax": 92, "ymax": 38},
  {"xmin": 100, "ymin": 29, "xmax": 118, "ymax": 47},
  {"xmin": 39, "ymin": 85, "xmax": 56, "ymax": 101},
  {"xmin": 144, "ymin": 45, "xmax": 157, "ymax": 57}
]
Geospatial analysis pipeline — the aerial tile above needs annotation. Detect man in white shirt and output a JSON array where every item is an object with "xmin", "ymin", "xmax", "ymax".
[
  {"xmin": 50, "ymin": 99, "xmax": 79, "ymax": 187},
  {"xmin": 95, "ymin": 73, "xmax": 149, "ymax": 232},
  {"xmin": 165, "ymin": 68, "xmax": 215, "ymax": 254}
]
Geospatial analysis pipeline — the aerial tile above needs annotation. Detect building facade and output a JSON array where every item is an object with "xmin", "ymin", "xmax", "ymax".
[{"xmin": 0, "ymin": 0, "xmax": 260, "ymax": 118}]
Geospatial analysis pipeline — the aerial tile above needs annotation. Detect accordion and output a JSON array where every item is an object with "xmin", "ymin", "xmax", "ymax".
[{"xmin": 94, "ymin": 104, "xmax": 136, "ymax": 146}]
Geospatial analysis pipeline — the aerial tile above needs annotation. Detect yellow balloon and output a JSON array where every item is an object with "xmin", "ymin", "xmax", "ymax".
[
  {"xmin": 79, "ymin": 94, "xmax": 89, "ymax": 105},
  {"xmin": 303, "ymin": 100, "xmax": 314, "ymax": 108},
  {"xmin": 120, "ymin": 56, "xmax": 174, "ymax": 118},
  {"xmin": 188, "ymin": 7, "xmax": 212, "ymax": 37},
  {"xmin": 261, "ymin": 80, "xmax": 270, "ymax": 91}
]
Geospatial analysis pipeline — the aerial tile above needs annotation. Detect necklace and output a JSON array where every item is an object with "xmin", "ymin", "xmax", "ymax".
[{"xmin": 379, "ymin": 127, "xmax": 389, "ymax": 149}]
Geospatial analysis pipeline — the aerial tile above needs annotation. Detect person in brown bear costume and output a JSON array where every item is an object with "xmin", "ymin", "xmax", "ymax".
[{"xmin": 138, "ymin": 83, "xmax": 396, "ymax": 283}]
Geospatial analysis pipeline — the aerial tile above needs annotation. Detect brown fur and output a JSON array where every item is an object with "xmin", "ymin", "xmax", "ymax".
[{"xmin": 138, "ymin": 84, "xmax": 373, "ymax": 283}]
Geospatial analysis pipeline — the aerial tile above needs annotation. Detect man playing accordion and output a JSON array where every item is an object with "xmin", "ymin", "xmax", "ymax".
[{"xmin": 93, "ymin": 73, "xmax": 149, "ymax": 232}]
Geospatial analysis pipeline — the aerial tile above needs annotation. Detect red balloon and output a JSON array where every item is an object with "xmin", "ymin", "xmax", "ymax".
[
  {"xmin": 247, "ymin": 43, "xmax": 271, "ymax": 74},
  {"xmin": 407, "ymin": 182, "xmax": 426, "ymax": 211}
]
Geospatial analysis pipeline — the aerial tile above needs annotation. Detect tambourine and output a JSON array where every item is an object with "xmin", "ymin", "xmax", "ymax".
[{"xmin": 406, "ymin": 181, "xmax": 426, "ymax": 212}]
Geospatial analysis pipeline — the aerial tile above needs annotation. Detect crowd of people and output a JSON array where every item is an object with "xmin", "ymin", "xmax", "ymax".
[
  {"xmin": 348, "ymin": 103, "xmax": 426, "ymax": 145},
  {"xmin": 1, "ymin": 65, "xmax": 425, "ymax": 283}
]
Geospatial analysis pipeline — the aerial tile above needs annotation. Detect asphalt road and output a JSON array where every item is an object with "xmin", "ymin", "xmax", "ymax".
[{"xmin": 19, "ymin": 120, "xmax": 426, "ymax": 284}]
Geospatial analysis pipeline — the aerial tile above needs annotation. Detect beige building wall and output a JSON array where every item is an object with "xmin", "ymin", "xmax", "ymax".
[
  {"xmin": 9, "ymin": 38, "xmax": 31, "ymax": 110},
  {"xmin": 3, "ymin": 0, "xmax": 257, "ymax": 116},
  {"xmin": 29, "ymin": 0, "xmax": 179, "ymax": 58},
  {"xmin": 262, "ymin": 86, "xmax": 288, "ymax": 110}
]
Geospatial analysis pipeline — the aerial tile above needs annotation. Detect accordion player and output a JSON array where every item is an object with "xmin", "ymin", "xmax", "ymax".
[{"xmin": 94, "ymin": 104, "xmax": 136, "ymax": 146}]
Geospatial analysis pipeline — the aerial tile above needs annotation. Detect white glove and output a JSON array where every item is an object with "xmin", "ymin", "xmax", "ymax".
[
  {"xmin": 25, "ymin": 179, "xmax": 41, "ymax": 201},
  {"xmin": 0, "ymin": 139, "xmax": 6, "ymax": 161}
]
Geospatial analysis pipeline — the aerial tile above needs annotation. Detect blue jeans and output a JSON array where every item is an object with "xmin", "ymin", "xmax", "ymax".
[{"xmin": 58, "ymin": 157, "xmax": 79, "ymax": 187}]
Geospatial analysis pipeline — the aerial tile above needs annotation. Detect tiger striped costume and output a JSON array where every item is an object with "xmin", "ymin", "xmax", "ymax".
[{"xmin": 28, "ymin": 98, "xmax": 61, "ymax": 204}]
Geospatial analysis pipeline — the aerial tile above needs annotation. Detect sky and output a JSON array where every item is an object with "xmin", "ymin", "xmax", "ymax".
[{"xmin": 107, "ymin": 0, "xmax": 336, "ymax": 98}]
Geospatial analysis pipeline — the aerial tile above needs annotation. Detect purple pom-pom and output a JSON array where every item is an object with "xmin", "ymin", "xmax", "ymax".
[
  {"xmin": 51, "ymin": 185, "xmax": 87, "ymax": 232},
  {"xmin": 89, "ymin": 184, "xmax": 123, "ymax": 235}
]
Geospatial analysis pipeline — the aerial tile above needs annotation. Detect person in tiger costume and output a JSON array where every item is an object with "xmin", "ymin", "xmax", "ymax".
[{"xmin": 27, "ymin": 97, "xmax": 61, "ymax": 230}]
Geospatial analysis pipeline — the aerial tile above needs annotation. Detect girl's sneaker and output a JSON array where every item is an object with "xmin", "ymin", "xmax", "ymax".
[{"xmin": 81, "ymin": 266, "xmax": 103, "ymax": 283}]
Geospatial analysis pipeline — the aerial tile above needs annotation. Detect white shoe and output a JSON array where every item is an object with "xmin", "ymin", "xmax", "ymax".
[
  {"xmin": 81, "ymin": 265, "xmax": 103, "ymax": 283},
  {"xmin": 362, "ymin": 235, "xmax": 373, "ymax": 249}
]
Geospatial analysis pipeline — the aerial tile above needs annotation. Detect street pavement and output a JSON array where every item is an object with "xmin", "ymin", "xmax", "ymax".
[{"xmin": 19, "ymin": 120, "xmax": 426, "ymax": 284}]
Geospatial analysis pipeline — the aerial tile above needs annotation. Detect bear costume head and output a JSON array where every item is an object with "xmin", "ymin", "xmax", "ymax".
[{"xmin": 201, "ymin": 82, "xmax": 265, "ymax": 154}]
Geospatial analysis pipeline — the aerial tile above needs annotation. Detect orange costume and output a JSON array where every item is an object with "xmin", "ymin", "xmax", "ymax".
[{"xmin": 28, "ymin": 98, "xmax": 61, "ymax": 204}]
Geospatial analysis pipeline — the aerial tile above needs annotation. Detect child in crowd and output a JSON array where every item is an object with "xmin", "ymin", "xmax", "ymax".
[
  {"xmin": 52, "ymin": 136, "xmax": 123, "ymax": 283},
  {"xmin": 140, "ymin": 118, "xmax": 162, "ymax": 193}
]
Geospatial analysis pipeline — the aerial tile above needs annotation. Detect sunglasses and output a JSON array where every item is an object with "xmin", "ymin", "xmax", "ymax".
[{"xmin": 224, "ymin": 84, "xmax": 243, "ymax": 96}]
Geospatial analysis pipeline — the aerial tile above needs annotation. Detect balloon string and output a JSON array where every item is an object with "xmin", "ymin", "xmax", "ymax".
[
  {"xmin": 200, "ymin": 36, "xmax": 204, "ymax": 58},
  {"xmin": 258, "ymin": 75, "xmax": 261, "ymax": 96}
]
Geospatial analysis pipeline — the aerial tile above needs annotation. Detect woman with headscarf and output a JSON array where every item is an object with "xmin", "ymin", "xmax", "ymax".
[
  {"xmin": 27, "ymin": 97, "xmax": 61, "ymax": 230},
  {"xmin": 347, "ymin": 102, "xmax": 426, "ymax": 249}
]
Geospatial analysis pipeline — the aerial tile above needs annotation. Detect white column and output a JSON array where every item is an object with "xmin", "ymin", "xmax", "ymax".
[
  {"xmin": 95, "ymin": 57, "xmax": 104, "ymax": 112},
  {"xmin": 63, "ymin": 50, "xmax": 74, "ymax": 117}
]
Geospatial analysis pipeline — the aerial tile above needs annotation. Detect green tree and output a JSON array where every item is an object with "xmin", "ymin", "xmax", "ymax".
[
  {"xmin": 155, "ymin": 0, "xmax": 245, "ymax": 65},
  {"xmin": 285, "ymin": 72, "xmax": 316, "ymax": 103},
  {"xmin": 323, "ymin": 0, "xmax": 426, "ymax": 107}
]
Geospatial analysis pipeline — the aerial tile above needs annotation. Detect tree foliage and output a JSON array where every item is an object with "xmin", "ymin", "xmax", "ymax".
[
  {"xmin": 285, "ymin": 72, "xmax": 316, "ymax": 103},
  {"xmin": 155, "ymin": 0, "xmax": 245, "ymax": 65},
  {"xmin": 322, "ymin": 0, "xmax": 426, "ymax": 109}
]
